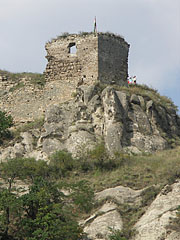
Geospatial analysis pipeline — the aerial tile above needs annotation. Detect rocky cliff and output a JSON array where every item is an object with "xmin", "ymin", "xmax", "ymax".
[{"xmin": 0, "ymin": 83, "xmax": 179, "ymax": 161}]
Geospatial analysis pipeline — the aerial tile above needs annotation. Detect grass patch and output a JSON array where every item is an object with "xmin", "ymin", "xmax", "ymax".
[
  {"xmin": 167, "ymin": 206, "xmax": 180, "ymax": 232},
  {"xmin": 9, "ymin": 82, "xmax": 25, "ymax": 92},
  {"xmin": 94, "ymin": 83, "xmax": 178, "ymax": 112},
  {"xmin": 0, "ymin": 70, "xmax": 46, "ymax": 87},
  {"xmin": 115, "ymin": 84, "xmax": 178, "ymax": 111},
  {"xmin": 60, "ymin": 145, "xmax": 180, "ymax": 192}
]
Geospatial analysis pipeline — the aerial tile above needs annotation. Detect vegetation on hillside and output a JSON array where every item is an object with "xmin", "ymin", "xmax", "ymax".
[
  {"xmin": 168, "ymin": 206, "xmax": 180, "ymax": 233},
  {"xmin": 49, "ymin": 144, "xmax": 180, "ymax": 239},
  {"xmin": 0, "ymin": 70, "xmax": 46, "ymax": 87},
  {"xmin": 95, "ymin": 82, "xmax": 178, "ymax": 112},
  {"xmin": 0, "ymin": 157, "xmax": 94, "ymax": 240},
  {"xmin": 0, "ymin": 78, "xmax": 179, "ymax": 239},
  {"xmin": 1, "ymin": 143, "xmax": 180, "ymax": 239},
  {"xmin": 0, "ymin": 111, "xmax": 13, "ymax": 144}
]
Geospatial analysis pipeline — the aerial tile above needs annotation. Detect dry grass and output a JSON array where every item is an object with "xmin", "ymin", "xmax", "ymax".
[
  {"xmin": 0, "ymin": 70, "xmax": 46, "ymax": 87},
  {"xmin": 114, "ymin": 84, "xmax": 178, "ymax": 111},
  {"xmin": 65, "ymin": 146, "xmax": 180, "ymax": 192}
]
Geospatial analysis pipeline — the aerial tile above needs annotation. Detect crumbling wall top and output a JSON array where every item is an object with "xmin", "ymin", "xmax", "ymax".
[{"xmin": 47, "ymin": 32, "xmax": 129, "ymax": 46}]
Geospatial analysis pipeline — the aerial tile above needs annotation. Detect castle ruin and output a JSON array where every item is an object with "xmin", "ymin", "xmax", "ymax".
[
  {"xmin": 45, "ymin": 32, "xmax": 129, "ymax": 87},
  {"xmin": 0, "ymin": 32, "xmax": 130, "ymax": 123}
]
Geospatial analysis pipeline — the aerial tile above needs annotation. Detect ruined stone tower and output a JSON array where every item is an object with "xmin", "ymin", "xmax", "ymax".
[
  {"xmin": 45, "ymin": 32, "xmax": 130, "ymax": 89},
  {"xmin": 0, "ymin": 32, "xmax": 130, "ymax": 123}
]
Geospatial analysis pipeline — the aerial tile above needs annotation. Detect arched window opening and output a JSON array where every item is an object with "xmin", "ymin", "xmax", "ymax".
[{"xmin": 68, "ymin": 42, "xmax": 77, "ymax": 54}]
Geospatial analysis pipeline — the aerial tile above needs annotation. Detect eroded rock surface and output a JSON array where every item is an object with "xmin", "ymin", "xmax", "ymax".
[
  {"xmin": 134, "ymin": 181, "xmax": 180, "ymax": 240},
  {"xmin": 1, "ymin": 85, "xmax": 180, "ymax": 161},
  {"xmin": 39, "ymin": 85, "xmax": 180, "ymax": 156},
  {"xmin": 80, "ymin": 181, "xmax": 180, "ymax": 240}
]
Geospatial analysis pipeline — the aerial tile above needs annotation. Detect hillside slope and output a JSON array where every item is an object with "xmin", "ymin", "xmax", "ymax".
[{"xmin": 0, "ymin": 73, "xmax": 180, "ymax": 240}]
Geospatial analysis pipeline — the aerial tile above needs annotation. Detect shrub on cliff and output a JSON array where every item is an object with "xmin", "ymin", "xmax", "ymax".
[
  {"xmin": 108, "ymin": 228, "xmax": 127, "ymax": 240},
  {"xmin": 0, "ymin": 111, "xmax": 13, "ymax": 141},
  {"xmin": 49, "ymin": 150, "xmax": 75, "ymax": 178}
]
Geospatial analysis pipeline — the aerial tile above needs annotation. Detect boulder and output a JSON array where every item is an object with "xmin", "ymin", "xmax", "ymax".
[
  {"xmin": 21, "ymin": 132, "xmax": 33, "ymax": 152},
  {"xmin": 95, "ymin": 185, "xmax": 142, "ymax": 205},
  {"xmin": 42, "ymin": 138, "xmax": 64, "ymax": 155},
  {"xmin": 82, "ymin": 202, "xmax": 123, "ymax": 240},
  {"xmin": 134, "ymin": 181, "xmax": 180, "ymax": 240}
]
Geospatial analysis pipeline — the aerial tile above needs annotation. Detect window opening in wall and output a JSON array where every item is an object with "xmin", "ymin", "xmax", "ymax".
[{"xmin": 68, "ymin": 42, "xmax": 77, "ymax": 54}]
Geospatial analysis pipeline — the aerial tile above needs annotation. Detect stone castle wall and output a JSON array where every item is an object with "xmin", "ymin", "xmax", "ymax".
[
  {"xmin": 0, "ymin": 76, "xmax": 74, "ymax": 123},
  {"xmin": 98, "ymin": 34, "xmax": 129, "ymax": 85},
  {"xmin": 45, "ymin": 33, "xmax": 129, "ymax": 86},
  {"xmin": 45, "ymin": 34, "xmax": 99, "ymax": 87},
  {"xmin": 0, "ymin": 33, "xmax": 129, "ymax": 123}
]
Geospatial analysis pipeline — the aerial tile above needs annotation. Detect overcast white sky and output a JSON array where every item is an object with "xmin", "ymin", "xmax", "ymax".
[{"xmin": 0, "ymin": 0, "xmax": 180, "ymax": 111}]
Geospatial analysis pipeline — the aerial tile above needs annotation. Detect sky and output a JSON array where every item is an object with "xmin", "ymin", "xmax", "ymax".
[{"xmin": 0, "ymin": 0, "xmax": 180, "ymax": 112}]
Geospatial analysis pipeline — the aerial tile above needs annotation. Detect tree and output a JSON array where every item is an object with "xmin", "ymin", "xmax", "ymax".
[
  {"xmin": 0, "ymin": 189, "xmax": 22, "ymax": 239},
  {"xmin": 0, "ymin": 157, "xmax": 49, "ymax": 185},
  {"xmin": 17, "ymin": 177, "xmax": 84, "ymax": 240},
  {"xmin": 68, "ymin": 180, "xmax": 95, "ymax": 214},
  {"xmin": 0, "ymin": 111, "xmax": 13, "ymax": 141},
  {"xmin": 0, "ymin": 158, "xmax": 94, "ymax": 239}
]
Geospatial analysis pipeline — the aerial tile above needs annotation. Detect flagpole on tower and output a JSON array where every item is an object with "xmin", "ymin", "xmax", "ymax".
[{"xmin": 94, "ymin": 16, "xmax": 97, "ymax": 34}]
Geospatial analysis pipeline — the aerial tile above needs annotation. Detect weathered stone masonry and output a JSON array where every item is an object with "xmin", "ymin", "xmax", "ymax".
[
  {"xmin": 0, "ymin": 33, "xmax": 129, "ymax": 123},
  {"xmin": 45, "ymin": 33, "xmax": 129, "ymax": 87}
]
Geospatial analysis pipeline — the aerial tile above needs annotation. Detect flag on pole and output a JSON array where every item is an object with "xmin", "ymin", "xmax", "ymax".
[{"xmin": 94, "ymin": 17, "xmax": 97, "ymax": 34}]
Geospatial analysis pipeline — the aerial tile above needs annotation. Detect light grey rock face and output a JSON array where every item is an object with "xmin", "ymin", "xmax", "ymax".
[
  {"xmin": 0, "ymin": 85, "xmax": 180, "ymax": 161},
  {"xmin": 84, "ymin": 210, "xmax": 123, "ymax": 240},
  {"xmin": 81, "ymin": 182, "xmax": 180, "ymax": 240},
  {"xmin": 95, "ymin": 185, "xmax": 143, "ymax": 205},
  {"xmin": 26, "ymin": 150, "xmax": 48, "ymax": 161},
  {"xmin": 82, "ymin": 202, "xmax": 123, "ymax": 240},
  {"xmin": 42, "ymin": 138, "xmax": 64, "ymax": 155},
  {"xmin": 21, "ymin": 132, "xmax": 33, "ymax": 153},
  {"xmin": 66, "ymin": 131, "xmax": 96, "ymax": 156},
  {"xmin": 80, "ymin": 185, "xmax": 143, "ymax": 240},
  {"xmin": 0, "ymin": 143, "xmax": 25, "ymax": 161},
  {"xmin": 134, "ymin": 181, "xmax": 180, "ymax": 240},
  {"xmin": 38, "ymin": 85, "xmax": 180, "ymax": 157},
  {"xmin": 81, "ymin": 185, "xmax": 143, "ymax": 240}
]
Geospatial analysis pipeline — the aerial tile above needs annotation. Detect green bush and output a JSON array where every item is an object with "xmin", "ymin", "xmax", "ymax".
[
  {"xmin": 79, "ymin": 144, "xmax": 129, "ymax": 172},
  {"xmin": 49, "ymin": 150, "xmax": 75, "ymax": 178},
  {"xmin": 79, "ymin": 160, "xmax": 93, "ymax": 172},
  {"xmin": 69, "ymin": 180, "xmax": 95, "ymax": 214},
  {"xmin": 86, "ymin": 143, "xmax": 110, "ymax": 171},
  {"xmin": 108, "ymin": 228, "xmax": 127, "ymax": 240},
  {"xmin": 0, "ymin": 160, "xmax": 93, "ymax": 240},
  {"xmin": 9, "ymin": 82, "xmax": 25, "ymax": 92},
  {"xmin": 0, "ymin": 157, "xmax": 49, "ymax": 186},
  {"xmin": 0, "ymin": 111, "xmax": 13, "ymax": 141}
]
